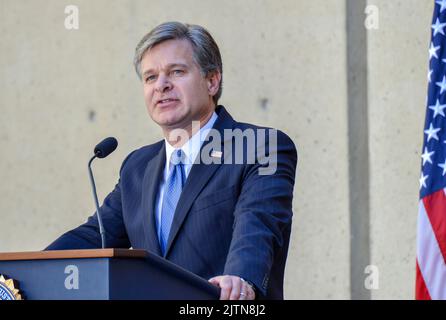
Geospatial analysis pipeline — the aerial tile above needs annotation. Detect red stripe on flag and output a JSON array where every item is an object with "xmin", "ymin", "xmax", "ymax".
[
  {"xmin": 422, "ymin": 190, "xmax": 446, "ymax": 264},
  {"xmin": 416, "ymin": 260, "xmax": 431, "ymax": 300}
]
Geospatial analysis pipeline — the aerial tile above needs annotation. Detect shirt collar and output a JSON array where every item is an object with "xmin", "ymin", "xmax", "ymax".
[{"xmin": 164, "ymin": 111, "xmax": 218, "ymax": 166}]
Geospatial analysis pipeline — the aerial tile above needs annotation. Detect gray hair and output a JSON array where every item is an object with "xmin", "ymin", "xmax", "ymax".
[{"xmin": 134, "ymin": 21, "xmax": 223, "ymax": 105}]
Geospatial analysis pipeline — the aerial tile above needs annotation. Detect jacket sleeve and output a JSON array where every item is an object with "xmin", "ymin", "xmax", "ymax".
[{"xmin": 222, "ymin": 129, "xmax": 298, "ymax": 298}]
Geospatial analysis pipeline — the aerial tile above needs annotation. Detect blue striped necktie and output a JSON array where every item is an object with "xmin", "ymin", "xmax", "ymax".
[{"xmin": 159, "ymin": 149, "xmax": 186, "ymax": 255}]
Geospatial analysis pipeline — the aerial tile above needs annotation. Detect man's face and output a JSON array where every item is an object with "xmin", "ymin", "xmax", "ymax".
[{"xmin": 140, "ymin": 39, "xmax": 219, "ymax": 133}]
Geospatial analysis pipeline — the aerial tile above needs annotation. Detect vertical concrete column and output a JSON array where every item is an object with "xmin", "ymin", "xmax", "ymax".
[{"xmin": 346, "ymin": 0, "xmax": 371, "ymax": 300}]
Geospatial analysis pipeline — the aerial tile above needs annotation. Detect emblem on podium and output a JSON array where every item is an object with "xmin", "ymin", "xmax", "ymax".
[{"xmin": 0, "ymin": 274, "xmax": 23, "ymax": 300}]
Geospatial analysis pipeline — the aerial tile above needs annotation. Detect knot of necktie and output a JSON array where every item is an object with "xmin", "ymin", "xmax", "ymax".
[{"xmin": 170, "ymin": 149, "xmax": 186, "ymax": 166}]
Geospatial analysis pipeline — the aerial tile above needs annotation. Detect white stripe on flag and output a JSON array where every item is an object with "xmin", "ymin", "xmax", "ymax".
[{"xmin": 417, "ymin": 199, "xmax": 446, "ymax": 299}]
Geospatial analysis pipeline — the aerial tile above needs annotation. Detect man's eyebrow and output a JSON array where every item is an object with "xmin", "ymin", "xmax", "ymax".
[
  {"xmin": 167, "ymin": 63, "xmax": 189, "ymax": 69},
  {"xmin": 142, "ymin": 63, "xmax": 189, "ymax": 76}
]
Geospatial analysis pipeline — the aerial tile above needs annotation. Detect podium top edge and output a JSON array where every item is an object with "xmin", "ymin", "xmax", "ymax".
[{"xmin": 0, "ymin": 249, "xmax": 148, "ymax": 261}]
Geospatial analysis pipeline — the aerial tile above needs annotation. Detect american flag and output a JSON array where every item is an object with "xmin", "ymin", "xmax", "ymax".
[{"xmin": 416, "ymin": 0, "xmax": 446, "ymax": 300}]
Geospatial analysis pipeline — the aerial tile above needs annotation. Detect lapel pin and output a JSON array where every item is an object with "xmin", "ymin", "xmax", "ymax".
[{"xmin": 211, "ymin": 150, "xmax": 222, "ymax": 158}]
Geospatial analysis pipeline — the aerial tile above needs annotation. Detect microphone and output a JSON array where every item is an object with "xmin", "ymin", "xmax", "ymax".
[
  {"xmin": 94, "ymin": 137, "xmax": 118, "ymax": 158},
  {"xmin": 88, "ymin": 137, "xmax": 118, "ymax": 248}
]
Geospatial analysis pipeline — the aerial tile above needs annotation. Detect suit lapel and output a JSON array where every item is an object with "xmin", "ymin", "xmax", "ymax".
[
  {"xmin": 164, "ymin": 106, "xmax": 235, "ymax": 256},
  {"xmin": 164, "ymin": 161, "xmax": 221, "ymax": 256},
  {"xmin": 141, "ymin": 142, "xmax": 165, "ymax": 256}
]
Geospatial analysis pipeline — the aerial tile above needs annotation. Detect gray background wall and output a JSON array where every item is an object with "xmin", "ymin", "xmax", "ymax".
[{"xmin": 0, "ymin": 0, "xmax": 433, "ymax": 299}]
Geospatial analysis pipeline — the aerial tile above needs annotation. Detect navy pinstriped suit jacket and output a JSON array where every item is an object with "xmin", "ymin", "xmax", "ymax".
[{"xmin": 46, "ymin": 106, "xmax": 298, "ymax": 299}]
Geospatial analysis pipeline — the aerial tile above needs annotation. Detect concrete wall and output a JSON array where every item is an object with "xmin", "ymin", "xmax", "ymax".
[{"xmin": 0, "ymin": 0, "xmax": 433, "ymax": 299}]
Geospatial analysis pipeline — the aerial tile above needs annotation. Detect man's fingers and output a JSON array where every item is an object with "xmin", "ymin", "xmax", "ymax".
[
  {"xmin": 239, "ymin": 281, "xmax": 248, "ymax": 300},
  {"xmin": 229, "ymin": 277, "xmax": 242, "ymax": 300},
  {"xmin": 246, "ymin": 283, "xmax": 255, "ymax": 300},
  {"xmin": 219, "ymin": 276, "xmax": 233, "ymax": 300},
  {"xmin": 208, "ymin": 275, "xmax": 254, "ymax": 300},
  {"xmin": 208, "ymin": 276, "xmax": 230, "ymax": 300},
  {"xmin": 208, "ymin": 276, "xmax": 221, "ymax": 286}
]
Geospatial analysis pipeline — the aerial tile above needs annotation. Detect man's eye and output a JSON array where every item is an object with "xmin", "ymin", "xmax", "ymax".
[
  {"xmin": 145, "ymin": 75, "xmax": 156, "ymax": 83},
  {"xmin": 172, "ymin": 70, "xmax": 184, "ymax": 76}
]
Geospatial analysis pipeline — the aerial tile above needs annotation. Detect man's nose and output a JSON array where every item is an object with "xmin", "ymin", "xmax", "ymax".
[{"xmin": 155, "ymin": 75, "xmax": 172, "ymax": 93}]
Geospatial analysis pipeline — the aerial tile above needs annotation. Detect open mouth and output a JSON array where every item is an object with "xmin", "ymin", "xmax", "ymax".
[{"xmin": 157, "ymin": 98, "xmax": 179, "ymax": 106}]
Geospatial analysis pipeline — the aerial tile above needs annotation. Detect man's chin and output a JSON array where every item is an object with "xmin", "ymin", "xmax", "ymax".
[{"xmin": 156, "ymin": 116, "xmax": 189, "ymax": 131}]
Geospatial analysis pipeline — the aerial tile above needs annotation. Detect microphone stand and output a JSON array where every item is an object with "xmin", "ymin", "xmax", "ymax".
[{"xmin": 88, "ymin": 153, "xmax": 106, "ymax": 249}]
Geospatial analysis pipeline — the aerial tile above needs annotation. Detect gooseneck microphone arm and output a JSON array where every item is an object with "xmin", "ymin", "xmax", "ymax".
[
  {"xmin": 87, "ymin": 137, "xmax": 118, "ymax": 249},
  {"xmin": 88, "ymin": 153, "xmax": 106, "ymax": 249}
]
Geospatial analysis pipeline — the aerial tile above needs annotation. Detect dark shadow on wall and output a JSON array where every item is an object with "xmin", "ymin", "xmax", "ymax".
[{"xmin": 346, "ymin": 0, "xmax": 371, "ymax": 300}]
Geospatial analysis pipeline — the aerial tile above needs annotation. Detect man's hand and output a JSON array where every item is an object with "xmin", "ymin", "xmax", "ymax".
[{"xmin": 208, "ymin": 275, "xmax": 256, "ymax": 300}]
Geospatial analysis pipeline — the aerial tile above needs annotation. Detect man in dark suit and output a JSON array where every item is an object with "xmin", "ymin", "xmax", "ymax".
[{"xmin": 46, "ymin": 21, "xmax": 297, "ymax": 300}]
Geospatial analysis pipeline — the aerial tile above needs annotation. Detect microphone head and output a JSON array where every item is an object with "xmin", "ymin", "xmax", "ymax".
[{"xmin": 94, "ymin": 137, "xmax": 118, "ymax": 158}]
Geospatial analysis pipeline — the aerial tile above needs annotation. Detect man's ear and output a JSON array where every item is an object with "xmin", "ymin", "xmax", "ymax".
[{"xmin": 206, "ymin": 71, "xmax": 221, "ymax": 97}]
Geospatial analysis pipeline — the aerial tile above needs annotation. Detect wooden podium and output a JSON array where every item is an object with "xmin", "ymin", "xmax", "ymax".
[{"xmin": 0, "ymin": 249, "xmax": 220, "ymax": 300}]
